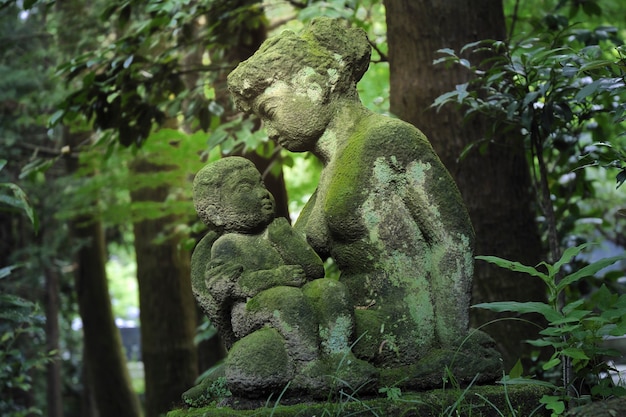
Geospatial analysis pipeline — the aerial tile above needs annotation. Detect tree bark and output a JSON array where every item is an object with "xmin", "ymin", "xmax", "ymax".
[
  {"xmin": 44, "ymin": 264, "xmax": 63, "ymax": 417},
  {"xmin": 208, "ymin": 3, "xmax": 291, "ymax": 221},
  {"xmin": 67, "ymin": 188, "xmax": 142, "ymax": 417},
  {"xmin": 63, "ymin": 136, "xmax": 141, "ymax": 417},
  {"xmin": 130, "ymin": 157, "xmax": 198, "ymax": 417},
  {"xmin": 384, "ymin": 0, "xmax": 546, "ymax": 368}
]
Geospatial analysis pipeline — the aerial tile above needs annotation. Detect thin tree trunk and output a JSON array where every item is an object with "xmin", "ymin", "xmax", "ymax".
[
  {"xmin": 384, "ymin": 0, "xmax": 546, "ymax": 369},
  {"xmin": 66, "ymin": 183, "xmax": 142, "ymax": 417},
  {"xmin": 44, "ymin": 265, "xmax": 63, "ymax": 417},
  {"xmin": 130, "ymin": 157, "xmax": 198, "ymax": 417}
]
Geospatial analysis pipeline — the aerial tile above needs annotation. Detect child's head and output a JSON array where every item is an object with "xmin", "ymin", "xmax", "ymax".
[{"xmin": 193, "ymin": 157, "xmax": 276, "ymax": 233}]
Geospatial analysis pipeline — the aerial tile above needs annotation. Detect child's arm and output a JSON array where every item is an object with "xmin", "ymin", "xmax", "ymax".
[
  {"xmin": 267, "ymin": 217, "xmax": 325, "ymax": 279},
  {"xmin": 237, "ymin": 264, "xmax": 307, "ymax": 297},
  {"xmin": 211, "ymin": 234, "xmax": 307, "ymax": 299}
]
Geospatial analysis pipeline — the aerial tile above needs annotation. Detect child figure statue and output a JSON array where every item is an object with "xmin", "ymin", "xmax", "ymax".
[{"xmin": 186, "ymin": 156, "xmax": 377, "ymax": 403}]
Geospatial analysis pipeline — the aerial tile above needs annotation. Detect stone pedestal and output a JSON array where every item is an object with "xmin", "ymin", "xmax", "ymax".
[{"xmin": 168, "ymin": 384, "xmax": 551, "ymax": 417}]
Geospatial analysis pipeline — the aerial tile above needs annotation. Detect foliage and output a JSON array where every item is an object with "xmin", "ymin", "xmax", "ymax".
[
  {"xmin": 0, "ymin": 161, "xmax": 51, "ymax": 416},
  {"xmin": 0, "ymin": 289, "xmax": 54, "ymax": 417},
  {"xmin": 433, "ymin": 21, "xmax": 626, "ymax": 261},
  {"xmin": 51, "ymin": 0, "xmax": 267, "ymax": 148},
  {"xmin": 475, "ymin": 243, "xmax": 626, "ymax": 414},
  {"xmin": 0, "ymin": 159, "xmax": 38, "ymax": 232}
]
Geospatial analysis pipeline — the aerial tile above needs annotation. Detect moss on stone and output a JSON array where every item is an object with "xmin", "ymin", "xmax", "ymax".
[
  {"xmin": 352, "ymin": 309, "xmax": 386, "ymax": 361},
  {"xmin": 168, "ymin": 384, "xmax": 552, "ymax": 417},
  {"xmin": 225, "ymin": 327, "xmax": 293, "ymax": 396}
]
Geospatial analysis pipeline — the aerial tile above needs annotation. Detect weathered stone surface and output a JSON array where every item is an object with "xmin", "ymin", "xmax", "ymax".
[
  {"xmin": 566, "ymin": 397, "xmax": 626, "ymax": 417},
  {"xmin": 187, "ymin": 157, "xmax": 375, "ymax": 402},
  {"xmin": 228, "ymin": 17, "xmax": 486, "ymax": 368},
  {"xmin": 184, "ymin": 16, "xmax": 502, "ymax": 406}
]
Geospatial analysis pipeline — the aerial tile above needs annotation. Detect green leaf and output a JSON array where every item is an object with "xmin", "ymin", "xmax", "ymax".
[
  {"xmin": 540, "ymin": 324, "xmax": 580, "ymax": 336},
  {"xmin": 581, "ymin": 0, "xmax": 602, "ymax": 16},
  {"xmin": 432, "ymin": 90, "xmax": 461, "ymax": 111},
  {"xmin": 558, "ymin": 254, "xmax": 626, "ymax": 291},
  {"xmin": 542, "ymin": 356, "xmax": 561, "ymax": 370},
  {"xmin": 550, "ymin": 309, "xmax": 591, "ymax": 324},
  {"xmin": 540, "ymin": 395, "xmax": 565, "ymax": 414},
  {"xmin": 526, "ymin": 339, "xmax": 562, "ymax": 348},
  {"xmin": 617, "ymin": 169, "xmax": 626, "ymax": 189},
  {"xmin": 0, "ymin": 265, "xmax": 21, "ymax": 279},
  {"xmin": 553, "ymin": 242, "xmax": 591, "ymax": 273},
  {"xmin": 574, "ymin": 79, "xmax": 601, "ymax": 102},
  {"xmin": 476, "ymin": 255, "xmax": 549, "ymax": 281},
  {"xmin": 49, "ymin": 109, "xmax": 65, "ymax": 126},
  {"xmin": 509, "ymin": 358, "xmax": 524, "ymax": 379},
  {"xmin": 436, "ymin": 47, "xmax": 456, "ymax": 56},
  {"xmin": 0, "ymin": 183, "xmax": 39, "ymax": 233},
  {"xmin": 562, "ymin": 298, "xmax": 586, "ymax": 315},
  {"xmin": 499, "ymin": 376, "xmax": 557, "ymax": 389},
  {"xmin": 562, "ymin": 347, "xmax": 589, "ymax": 360},
  {"xmin": 522, "ymin": 91, "xmax": 541, "ymax": 108},
  {"xmin": 472, "ymin": 301, "xmax": 562, "ymax": 322}
]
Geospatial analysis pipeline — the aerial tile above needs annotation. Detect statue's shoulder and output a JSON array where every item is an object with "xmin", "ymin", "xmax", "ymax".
[
  {"xmin": 212, "ymin": 232, "xmax": 253, "ymax": 253},
  {"xmin": 351, "ymin": 114, "xmax": 434, "ymax": 161}
]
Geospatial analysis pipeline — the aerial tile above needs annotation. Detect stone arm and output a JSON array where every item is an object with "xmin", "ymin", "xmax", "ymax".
[
  {"xmin": 209, "ymin": 236, "xmax": 309, "ymax": 300},
  {"xmin": 190, "ymin": 231, "xmax": 238, "ymax": 348},
  {"xmin": 266, "ymin": 217, "xmax": 325, "ymax": 280}
]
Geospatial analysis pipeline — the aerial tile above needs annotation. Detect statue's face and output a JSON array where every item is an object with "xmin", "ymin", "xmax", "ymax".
[
  {"xmin": 219, "ymin": 166, "xmax": 275, "ymax": 233},
  {"xmin": 253, "ymin": 81, "xmax": 333, "ymax": 152}
]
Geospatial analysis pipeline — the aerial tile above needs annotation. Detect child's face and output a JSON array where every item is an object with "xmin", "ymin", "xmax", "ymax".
[{"xmin": 220, "ymin": 165, "xmax": 275, "ymax": 233}]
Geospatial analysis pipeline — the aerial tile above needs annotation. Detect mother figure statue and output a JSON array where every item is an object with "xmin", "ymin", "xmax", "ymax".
[
  {"xmin": 211, "ymin": 18, "xmax": 500, "ymax": 400},
  {"xmin": 228, "ymin": 16, "xmax": 476, "ymax": 369}
]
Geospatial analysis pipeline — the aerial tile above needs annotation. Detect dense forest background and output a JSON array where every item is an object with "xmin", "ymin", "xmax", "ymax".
[{"xmin": 1, "ymin": 0, "xmax": 626, "ymax": 416}]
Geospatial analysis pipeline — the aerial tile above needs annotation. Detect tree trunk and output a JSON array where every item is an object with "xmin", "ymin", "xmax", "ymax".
[
  {"xmin": 66, "ymin": 182, "xmax": 142, "ymax": 417},
  {"xmin": 384, "ymin": 0, "xmax": 546, "ymax": 369},
  {"xmin": 130, "ymin": 157, "xmax": 198, "ymax": 417},
  {"xmin": 208, "ymin": 4, "xmax": 291, "ymax": 222},
  {"xmin": 44, "ymin": 264, "xmax": 63, "ymax": 417}
]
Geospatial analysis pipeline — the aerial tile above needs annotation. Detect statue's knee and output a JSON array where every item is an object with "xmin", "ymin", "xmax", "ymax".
[{"xmin": 225, "ymin": 327, "xmax": 293, "ymax": 397}]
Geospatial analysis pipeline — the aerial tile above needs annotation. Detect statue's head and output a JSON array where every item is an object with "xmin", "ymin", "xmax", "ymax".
[
  {"xmin": 227, "ymin": 18, "xmax": 371, "ymax": 151},
  {"xmin": 227, "ymin": 17, "xmax": 371, "ymax": 111},
  {"xmin": 193, "ymin": 157, "xmax": 276, "ymax": 233}
]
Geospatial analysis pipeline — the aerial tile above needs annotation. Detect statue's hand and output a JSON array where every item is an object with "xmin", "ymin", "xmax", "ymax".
[
  {"xmin": 206, "ymin": 262, "xmax": 244, "ymax": 301},
  {"xmin": 278, "ymin": 264, "xmax": 306, "ymax": 287}
]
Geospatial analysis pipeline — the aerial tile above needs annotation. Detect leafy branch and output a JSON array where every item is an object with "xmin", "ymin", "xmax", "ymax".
[
  {"xmin": 433, "ymin": 27, "xmax": 626, "ymax": 263},
  {"xmin": 475, "ymin": 243, "xmax": 626, "ymax": 415}
]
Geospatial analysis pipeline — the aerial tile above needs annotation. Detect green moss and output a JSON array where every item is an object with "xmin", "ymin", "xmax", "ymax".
[
  {"xmin": 245, "ymin": 286, "xmax": 301, "ymax": 314},
  {"xmin": 323, "ymin": 111, "xmax": 371, "ymax": 220},
  {"xmin": 181, "ymin": 365, "xmax": 229, "ymax": 408},
  {"xmin": 226, "ymin": 327, "xmax": 290, "ymax": 381},
  {"xmin": 168, "ymin": 384, "xmax": 551, "ymax": 417},
  {"xmin": 352, "ymin": 309, "xmax": 385, "ymax": 360}
]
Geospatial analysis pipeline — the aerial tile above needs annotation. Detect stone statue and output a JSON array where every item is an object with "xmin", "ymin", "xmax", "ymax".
[
  {"xmin": 185, "ymin": 17, "xmax": 501, "ymax": 406},
  {"xmin": 187, "ymin": 157, "xmax": 377, "ymax": 402}
]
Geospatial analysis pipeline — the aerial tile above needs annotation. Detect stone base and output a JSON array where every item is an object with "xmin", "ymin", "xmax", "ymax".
[
  {"xmin": 168, "ymin": 384, "xmax": 551, "ymax": 417},
  {"xmin": 566, "ymin": 397, "xmax": 626, "ymax": 417}
]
